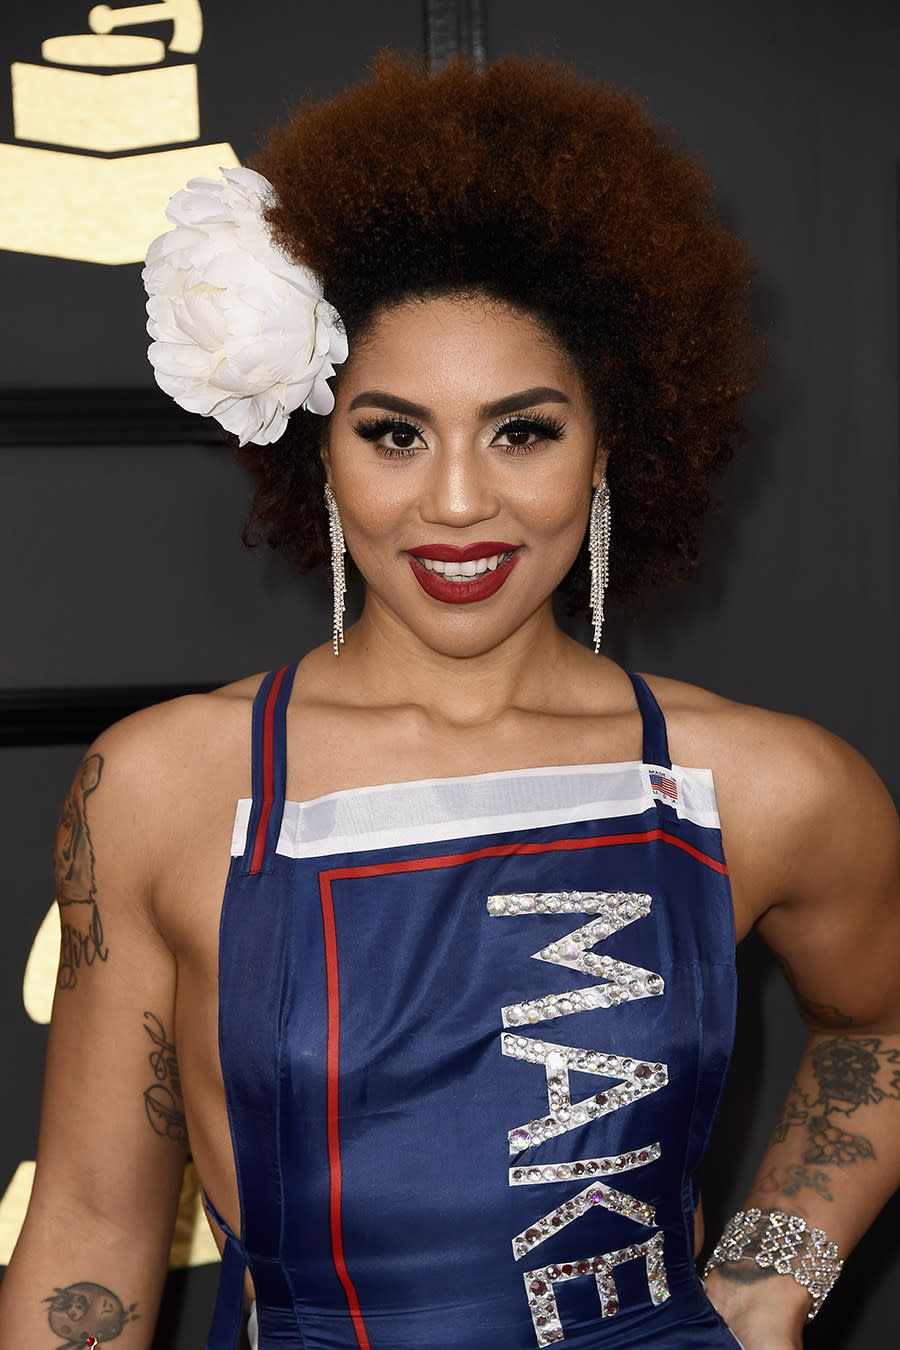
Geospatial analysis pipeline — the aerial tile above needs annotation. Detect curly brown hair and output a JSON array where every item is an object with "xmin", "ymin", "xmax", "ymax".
[{"xmin": 234, "ymin": 54, "xmax": 756, "ymax": 610}]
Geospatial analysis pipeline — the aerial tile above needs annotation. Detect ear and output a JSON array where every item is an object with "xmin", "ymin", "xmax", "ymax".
[{"xmin": 591, "ymin": 441, "xmax": 608, "ymax": 489}]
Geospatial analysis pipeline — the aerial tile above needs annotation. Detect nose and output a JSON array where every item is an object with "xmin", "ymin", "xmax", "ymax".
[{"xmin": 418, "ymin": 443, "xmax": 500, "ymax": 528}]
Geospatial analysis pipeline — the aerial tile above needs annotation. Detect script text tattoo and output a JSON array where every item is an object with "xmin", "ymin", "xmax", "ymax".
[{"xmin": 143, "ymin": 1010, "xmax": 188, "ymax": 1144}]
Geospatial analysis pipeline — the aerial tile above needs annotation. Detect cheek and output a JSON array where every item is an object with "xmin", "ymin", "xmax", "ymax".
[
  {"xmin": 330, "ymin": 443, "xmax": 402, "ymax": 505},
  {"xmin": 340, "ymin": 495, "xmax": 407, "ymax": 549},
  {"xmin": 518, "ymin": 477, "xmax": 590, "ymax": 534},
  {"xmin": 333, "ymin": 465, "xmax": 421, "ymax": 548}
]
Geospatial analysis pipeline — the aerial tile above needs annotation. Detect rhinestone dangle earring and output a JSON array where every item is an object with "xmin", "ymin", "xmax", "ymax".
[
  {"xmin": 589, "ymin": 479, "xmax": 611, "ymax": 653},
  {"xmin": 324, "ymin": 484, "xmax": 346, "ymax": 656}
]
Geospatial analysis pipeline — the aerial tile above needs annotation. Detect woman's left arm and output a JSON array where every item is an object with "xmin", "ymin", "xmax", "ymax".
[{"xmin": 705, "ymin": 719, "xmax": 900, "ymax": 1347}]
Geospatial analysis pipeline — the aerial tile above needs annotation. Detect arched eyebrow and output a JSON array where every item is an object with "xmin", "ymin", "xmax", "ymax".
[
  {"xmin": 346, "ymin": 386, "xmax": 571, "ymax": 420},
  {"xmin": 478, "ymin": 387, "xmax": 571, "ymax": 419}
]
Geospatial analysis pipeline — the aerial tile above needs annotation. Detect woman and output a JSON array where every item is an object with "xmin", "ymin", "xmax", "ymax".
[{"xmin": 3, "ymin": 56, "xmax": 899, "ymax": 1350}]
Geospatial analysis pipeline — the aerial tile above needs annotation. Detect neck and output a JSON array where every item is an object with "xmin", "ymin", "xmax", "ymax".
[{"xmin": 329, "ymin": 595, "xmax": 594, "ymax": 728}]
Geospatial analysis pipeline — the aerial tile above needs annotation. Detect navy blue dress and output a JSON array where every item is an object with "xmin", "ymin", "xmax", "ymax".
[{"xmin": 205, "ymin": 664, "xmax": 741, "ymax": 1348}]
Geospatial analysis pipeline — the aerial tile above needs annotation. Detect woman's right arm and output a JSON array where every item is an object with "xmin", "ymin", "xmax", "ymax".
[{"xmin": 0, "ymin": 734, "xmax": 189, "ymax": 1348}]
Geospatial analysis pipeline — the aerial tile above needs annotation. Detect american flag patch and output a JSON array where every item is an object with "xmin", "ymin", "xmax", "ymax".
[{"xmin": 649, "ymin": 769, "xmax": 678, "ymax": 802}]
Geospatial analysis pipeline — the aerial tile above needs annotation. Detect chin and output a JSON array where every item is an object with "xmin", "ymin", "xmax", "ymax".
[
  {"xmin": 425, "ymin": 633, "xmax": 515, "ymax": 660},
  {"xmin": 406, "ymin": 607, "xmax": 545, "ymax": 660}
]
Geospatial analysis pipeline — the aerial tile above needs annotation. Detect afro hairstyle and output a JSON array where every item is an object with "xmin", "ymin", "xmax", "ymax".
[{"xmin": 234, "ymin": 54, "xmax": 757, "ymax": 612}]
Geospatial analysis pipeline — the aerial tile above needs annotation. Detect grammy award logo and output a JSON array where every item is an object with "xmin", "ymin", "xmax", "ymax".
[{"xmin": 0, "ymin": 0, "xmax": 240, "ymax": 264}]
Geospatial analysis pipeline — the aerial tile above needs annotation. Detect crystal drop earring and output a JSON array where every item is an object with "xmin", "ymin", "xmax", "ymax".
[
  {"xmin": 324, "ymin": 484, "xmax": 346, "ymax": 656},
  {"xmin": 589, "ymin": 479, "xmax": 611, "ymax": 653}
]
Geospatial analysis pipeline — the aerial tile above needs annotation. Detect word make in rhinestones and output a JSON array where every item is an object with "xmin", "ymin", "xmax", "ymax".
[{"xmin": 486, "ymin": 889, "xmax": 671, "ymax": 1346}]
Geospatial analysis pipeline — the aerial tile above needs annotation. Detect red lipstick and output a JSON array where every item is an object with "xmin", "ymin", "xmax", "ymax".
[
  {"xmin": 407, "ymin": 545, "xmax": 521, "ymax": 604},
  {"xmin": 408, "ymin": 541, "xmax": 516, "ymax": 562}
]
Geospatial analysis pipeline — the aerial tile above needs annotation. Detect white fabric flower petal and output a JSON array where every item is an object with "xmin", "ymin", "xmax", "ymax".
[
  {"xmin": 215, "ymin": 391, "xmax": 289, "ymax": 447},
  {"xmin": 167, "ymin": 190, "xmax": 234, "ymax": 228},
  {"xmin": 152, "ymin": 368, "xmax": 233, "ymax": 418},
  {"xmin": 144, "ymin": 167, "xmax": 347, "ymax": 444},
  {"xmin": 219, "ymin": 166, "xmax": 275, "ymax": 205},
  {"xmin": 303, "ymin": 373, "xmax": 337, "ymax": 416},
  {"xmin": 319, "ymin": 302, "xmax": 349, "ymax": 364},
  {"xmin": 180, "ymin": 291, "xmax": 228, "ymax": 349},
  {"xmin": 149, "ymin": 340, "xmax": 222, "ymax": 380},
  {"xmin": 146, "ymin": 295, "xmax": 178, "ymax": 343}
]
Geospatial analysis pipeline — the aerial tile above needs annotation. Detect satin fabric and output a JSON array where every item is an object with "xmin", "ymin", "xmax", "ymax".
[
  {"xmin": 243, "ymin": 1298, "xmax": 745, "ymax": 1349},
  {"xmin": 207, "ymin": 667, "xmax": 741, "ymax": 1349}
]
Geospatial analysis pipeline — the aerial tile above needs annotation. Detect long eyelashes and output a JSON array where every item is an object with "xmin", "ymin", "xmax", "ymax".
[
  {"xmin": 352, "ymin": 411, "xmax": 567, "ymax": 457},
  {"xmin": 352, "ymin": 415, "xmax": 425, "ymax": 457},
  {"xmin": 491, "ymin": 413, "xmax": 566, "ymax": 450}
]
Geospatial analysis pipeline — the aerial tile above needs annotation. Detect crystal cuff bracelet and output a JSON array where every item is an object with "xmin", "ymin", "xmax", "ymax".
[{"xmin": 703, "ymin": 1207, "xmax": 843, "ymax": 1320}]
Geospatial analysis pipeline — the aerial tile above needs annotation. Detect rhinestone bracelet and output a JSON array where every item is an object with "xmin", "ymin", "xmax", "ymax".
[{"xmin": 703, "ymin": 1207, "xmax": 843, "ymax": 1319}]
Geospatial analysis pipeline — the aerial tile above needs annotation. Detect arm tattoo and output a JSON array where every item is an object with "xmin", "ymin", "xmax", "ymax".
[
  {"xmin": 775, "ymin": 954, "xmax": 855, "ymax": 1029},
  {"xmin": 142, "ymin": 1011, "xmax": 187, "ymax": 1144},
  {"xmin": 54, "ymin": 755, "xmax": 109, "ymax": 990},
  {"xmin": 44, "ymin": 1281, "xmax": 138, "ymax": 1347},
  {"xmin": 811, "ymin": 1036, "xmax": 900, "ymax": 1112},
  {"xmin": 780, "ymin": 1163, "xmax": 833, "ymax": 1201},
  {"xmin": 773, "ymin": 1035, "xmax": 900, "ymax": 1179},
  {"xmin": 773, "ymin": 1092, "xmax": 809, "ymax": 1144},
  {"xmin": 714, "ymin": 1261, "xmax": 779, "ymax": 1286}
]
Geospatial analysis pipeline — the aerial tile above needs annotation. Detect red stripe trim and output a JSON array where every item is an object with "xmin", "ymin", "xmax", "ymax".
[
  {"xmin": 248, "ymin": 666, "xmax": 288, "ymax": 875},
  {"xmin": 323, "ymin": 827, "xmax": 728, "ymax": 884},
  {"xmin": 315, "ymin": 824, "xmax": 725, "ymax": 1338},
  {"xmin": 320, "ymin": 874, "xmax": 372, "ymax": 1350}
]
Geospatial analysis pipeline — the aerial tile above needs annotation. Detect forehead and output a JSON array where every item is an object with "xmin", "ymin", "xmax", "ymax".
[{"xmin": 340, "ymin": 295, "xmax": 585, "ymax": 406}]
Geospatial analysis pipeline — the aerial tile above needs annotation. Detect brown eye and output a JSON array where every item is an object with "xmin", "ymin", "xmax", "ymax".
[
  {"xmin": 492, "ymin": 414, "xmax": 566, "ymax": 452},
  {"xmin": 353, "ymin": 416, "xmax": 426, "ymax": 456},
  {"xmin": 494, "ymin": 419, "xmax": 537, "ymax": 448}
]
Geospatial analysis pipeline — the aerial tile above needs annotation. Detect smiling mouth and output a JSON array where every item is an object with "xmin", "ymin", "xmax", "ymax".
[
  {"xmin": 406, "ymin": 545, "xmax": 521, "ymax": 604},
  {"xmin": 414, "ymin": 550, "xmax": 515, "ymax": 580}
]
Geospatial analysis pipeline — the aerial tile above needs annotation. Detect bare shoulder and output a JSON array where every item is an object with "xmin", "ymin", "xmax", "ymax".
[
  {"xmin": 64, "ymin": 673, "xmax": 267, "ymax": 877},
  {"xmin": 92, "ymin": 673, "xmax": 260, "ymax": 782},
  {"xmin": 640, "ymin": 670, "xmax": 883, "ymax": 810},
  {"xmin": 639, "ymin": 672, "xmax": 900, "ymax": 933}
]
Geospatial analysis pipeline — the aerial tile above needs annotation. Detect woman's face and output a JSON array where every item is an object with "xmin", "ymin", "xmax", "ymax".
[{"xmin": 324, "ymin": 294, "xmax": 604, "ymax": 659}]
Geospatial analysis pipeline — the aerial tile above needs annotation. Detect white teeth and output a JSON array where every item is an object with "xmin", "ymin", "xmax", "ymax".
[{"xmin": 416, "ymin": 550, "xmax": 513, "ymax": 579}]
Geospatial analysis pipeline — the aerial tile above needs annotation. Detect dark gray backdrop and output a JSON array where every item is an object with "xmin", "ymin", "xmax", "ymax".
[{"xmin": 2, "ymin": 1, "xmax": 898, "ymax": 1346}]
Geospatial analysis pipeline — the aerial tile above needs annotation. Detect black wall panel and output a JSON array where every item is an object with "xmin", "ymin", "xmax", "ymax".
[{"xmin": 1, "ymin": 444, "xmax": 329, "ymax": 690}]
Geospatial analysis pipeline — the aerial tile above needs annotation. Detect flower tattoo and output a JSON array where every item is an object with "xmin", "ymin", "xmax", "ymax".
[
  {"xmin": 811, "ymin": 1037, "xmax": 900, "ymax": 1112},
  {"xmin": 773, "ymin": 1034, "xmax": 900, "ymax": 1184}
]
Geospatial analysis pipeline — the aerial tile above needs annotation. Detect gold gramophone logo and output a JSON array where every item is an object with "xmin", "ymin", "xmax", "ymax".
[{"xmin": 0, "ymin": 1, "xmax": 240, "ymax": 264}]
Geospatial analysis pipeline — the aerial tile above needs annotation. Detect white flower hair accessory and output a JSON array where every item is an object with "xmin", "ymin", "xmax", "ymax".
[{"xmin": 143, "ymin": 166, "xmax": 348, "ymax": 446}]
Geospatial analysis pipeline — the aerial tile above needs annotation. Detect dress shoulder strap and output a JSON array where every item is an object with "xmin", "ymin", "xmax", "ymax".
[
  {"xmin": 241, "ymin": 662, "xmax": 299, "ymax": 876},
  {"xmin": 626, "ymin": 671, "xmax": 672, "ymax": 768}
]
